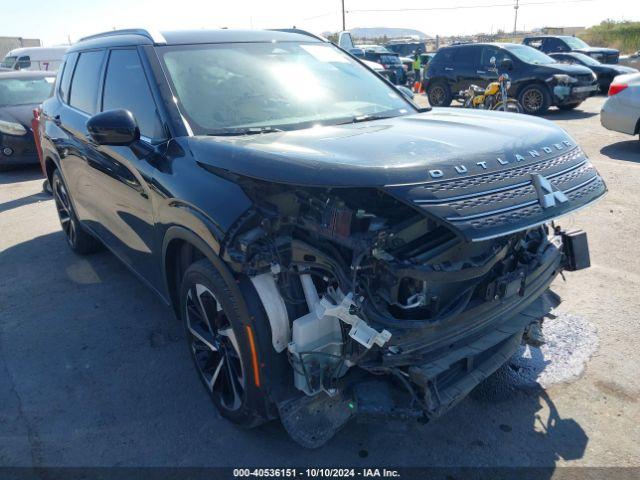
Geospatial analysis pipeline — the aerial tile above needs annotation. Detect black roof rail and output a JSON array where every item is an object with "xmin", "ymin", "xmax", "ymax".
[
  {"xmin": 269, "ymin": 28, "xmax": 327, "ymax": 42},
  {"xmin": 78, "ymin": 28, "xmax": 167, "ymax": 45}
]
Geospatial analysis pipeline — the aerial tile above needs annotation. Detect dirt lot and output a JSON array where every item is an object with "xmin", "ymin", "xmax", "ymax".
[{"xmin": 1, "ymin": 96, "xmax": 639, "ymax": 472}]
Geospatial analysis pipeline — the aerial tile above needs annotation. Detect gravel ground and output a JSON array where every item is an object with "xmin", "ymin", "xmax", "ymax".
[{"xmin": 0, "ymin": 96, "xmax": 639, "ymax": 473}]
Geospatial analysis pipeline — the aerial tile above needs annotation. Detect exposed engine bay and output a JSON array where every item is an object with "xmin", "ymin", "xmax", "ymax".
[{"xmin": 218, "ymin": 175, "xmax": 592, "ymax": 446}]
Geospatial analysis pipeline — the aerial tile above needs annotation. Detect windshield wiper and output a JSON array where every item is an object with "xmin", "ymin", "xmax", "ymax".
[
  {"xmin": 206, "ymin": 126, "xmax": 283, "ymax": 136},
  {"xmin": 337, "ymin": 113, "xmax": 397, "ymax": 125}
]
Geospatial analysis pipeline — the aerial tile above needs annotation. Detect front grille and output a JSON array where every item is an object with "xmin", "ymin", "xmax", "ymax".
[
  {"xmin": 385, "ymin": 147, "xmax": 607, "ymax": 241},
  {"xmin": 575, "ymin": 73, "xmax": 595, "ymax": 84},
  {"xmin": 409, "ymin": 147, "xmax": 582, "ymax": 197}
]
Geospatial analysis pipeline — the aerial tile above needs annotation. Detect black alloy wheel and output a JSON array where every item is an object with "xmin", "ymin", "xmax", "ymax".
[
  {"xmin": 185, "ymin": 281, "xmax": 246, "ymax": 412},
  {"xmin": 179, "ymin": 259, "xmax": 283, "ymax": 428},
  {"xmin": 519, "ymin": 84, "xmax": 551, "ymax": 115},
  {"xmin": 51, "ymin": 169, "xmax": 102, "ymax": 254},
  {"xmin": 427, "ymin": 82, "xmax": 452, "ymax": 107}
]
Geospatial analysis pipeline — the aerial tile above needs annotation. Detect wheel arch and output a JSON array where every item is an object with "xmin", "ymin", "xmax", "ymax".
[
  {"xmin": 162, "ymin": 225, "xmax": 233, "ymax": 317},
  {"xmin": 162, "ymin": 225, "xmax": 289, "ymax": 412}
]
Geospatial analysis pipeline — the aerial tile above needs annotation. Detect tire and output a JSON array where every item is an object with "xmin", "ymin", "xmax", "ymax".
[
  {"xmin": 180, "ymin": 259, "xmax": 278, "ymax": 428},
  {"xmin": 518, "ymin": 84, "xmax": 551, "ymax": 115},
  {"xmin": 51, "ymin": 169, "xmax": 103, "ymax": 254},
  {"xmin": 427, "ymin": 81, "xmax": 452, "ymax": 107},
  {"xmin": 558, "ymin": 102, "xmax": 581, "ymax": 111},
  {"xmin": 492, "ymin": 99, "xmax": 523, "ymax": 113}
]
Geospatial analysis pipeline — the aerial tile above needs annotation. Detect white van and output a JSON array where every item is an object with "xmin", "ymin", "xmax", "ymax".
[{"xmin": 1, "ymin": 46, "xmax": 69, "ymax": 72}]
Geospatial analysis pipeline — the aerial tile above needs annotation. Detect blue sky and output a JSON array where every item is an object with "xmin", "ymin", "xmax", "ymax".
[{"xmin": 2, "ymin": 0, "xmax": 639, "ymax": 46}]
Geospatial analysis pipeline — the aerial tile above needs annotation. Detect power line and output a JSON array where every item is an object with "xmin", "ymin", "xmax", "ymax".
[{"xmin": 346, "ymin": 0, "xmax": 595, "ymax": 14}]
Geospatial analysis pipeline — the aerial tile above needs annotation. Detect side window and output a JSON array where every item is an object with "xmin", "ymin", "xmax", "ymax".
[
  {"xmin": 58, "ymin": 53, "xmax": 78, "ymax": 103},
  {"xmin": 453, "ymin": 46, "xmax": 480, "ymax": 66},
  {"xmin": 437, "ymin": 49, "xmax": 455, "ymax": 63},
  {"xmin": 527, "ymin": 38, "xmax": 543, "ymax": 50},
  {"xmin": 69, "ymin": 50, "xmax": 105, "ymax": 114},
  {"xmin": 481, "ymin": 47, "xmax": 510, "ymax": 67},
  {"xmin": 17, "ymin": 56, "xmax": 31, "ymax": 70},
  {"xmin": 544, "ymin": 38, "xmax": 565, "ymax": 52},
  {"xmin": 101, "ymin": 49, "xmax": 163, "ymax": 140}
]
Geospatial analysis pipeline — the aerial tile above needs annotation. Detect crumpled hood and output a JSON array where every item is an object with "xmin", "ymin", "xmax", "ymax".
[{"xmin": 187, "ymin": 108, "xmax": 572, "ymax": 187}]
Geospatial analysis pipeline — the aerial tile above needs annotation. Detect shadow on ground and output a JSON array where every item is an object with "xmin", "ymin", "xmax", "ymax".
[
  {"xmin": 0, "ymin": 231, "xmax": 588, "ymax": 470},
  {"xmin": 600, "ymin": 140, "xmax": 640, "ymax": 163},
  {"xmin": 542, "ymin": 108, "xmax": 598, "ymax": 121},
  {"xmin": 0, "ymin": 165, "xmax": 44, "ymax": 186}
]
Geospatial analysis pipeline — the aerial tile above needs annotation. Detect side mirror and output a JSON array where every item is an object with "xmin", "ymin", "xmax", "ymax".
[
  {"xmin": 86, "ymin": 109, "xmax": 140, "ymax": 146},
  {"xmin": 501, "ymin": 58, "xmax": 514, "ymax": 71},
  {"xmin": 396, "ymin": 85, "xmax": 415, "ymax": 100}
]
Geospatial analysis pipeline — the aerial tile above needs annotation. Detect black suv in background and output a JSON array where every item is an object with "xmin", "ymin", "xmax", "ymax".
[
  {"xmin": 424, "ymin": 42, "xmax": 598, "ymax": 114},
  {"xmin": 523, "ymin": 35, "xmax": 620, "ymax": 64}
]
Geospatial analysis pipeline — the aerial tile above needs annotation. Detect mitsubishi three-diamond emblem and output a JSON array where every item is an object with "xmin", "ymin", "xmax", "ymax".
[{"xmin": 531, "ymin": 173, "xmax": 569, "ymax": 209}]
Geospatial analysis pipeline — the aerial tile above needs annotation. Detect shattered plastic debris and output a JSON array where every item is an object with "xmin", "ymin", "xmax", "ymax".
[{"xmin": 507, "ymin": 312, "xmax": 599, "ymax": 388}]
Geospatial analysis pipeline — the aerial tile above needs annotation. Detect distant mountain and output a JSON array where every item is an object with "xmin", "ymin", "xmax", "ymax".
[{"xmin": 344, "ymin": 27, "xmax": 429, "ymax": 40}]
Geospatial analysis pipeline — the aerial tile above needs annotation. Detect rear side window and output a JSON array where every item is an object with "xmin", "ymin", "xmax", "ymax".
[
  {"xmin": 58, "ymin": 53, "xmax": 77, "ymax": 103},
  {"xmin": 101, "ymin": 49, "xmax": 163, "ymax": 140},
  {"xmin": 69, "ymin": 50, "xmax": 105, "ymax": 114},
  {"xmin": 453, "ymin": 46, "xmax": 480, "ymax": 65},
  {"xmin": 434, "ymin": 48, "xmax": 455, "ymax": 63}
]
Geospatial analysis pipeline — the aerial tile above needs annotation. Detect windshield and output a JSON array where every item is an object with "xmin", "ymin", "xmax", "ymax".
[
  {"xmin": 563, "ymin": 36, "xmax": 589, "ymax": 49},
  {"xmin": 0, "ymin": 77, "xmax": 54, "ymax": 106},
  {"xmin": 504, "ymin": 44, "xmax": 555, "ymax": 65},
  {"xmin": 1, "ymin": 56, "xmax": 17, "ymax": 69},
  {"xmin": 158, "ymin": 42, "xmax": 411, "ymax": 134}
]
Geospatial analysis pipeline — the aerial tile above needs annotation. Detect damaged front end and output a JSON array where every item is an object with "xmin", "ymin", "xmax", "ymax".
[{"xmin": 213, "ymin": 143, "xmax": 604, "ymax": 447}]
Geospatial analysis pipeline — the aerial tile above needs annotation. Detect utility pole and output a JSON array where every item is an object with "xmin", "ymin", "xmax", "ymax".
[
  {"xmin": 513, "ymin": 0, "xmax": 519, "ymax": 41},
  {"xmin": 341, "ymin": 0, "xmax": 346, "ymax": 31}
]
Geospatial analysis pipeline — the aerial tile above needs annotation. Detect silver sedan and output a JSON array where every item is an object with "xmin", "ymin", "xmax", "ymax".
[{"xmin": 601, "ymin": 72, "xmax": 640, "ymax": 140}]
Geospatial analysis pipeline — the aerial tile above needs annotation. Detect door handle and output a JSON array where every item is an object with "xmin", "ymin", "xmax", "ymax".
[
  {"xmin": 476, "ymin": 70, "xmax": 487, "ymax": 74},
  {"xmin": 444, "ymin": 67, "xmax": 454, "ymax": 71}
]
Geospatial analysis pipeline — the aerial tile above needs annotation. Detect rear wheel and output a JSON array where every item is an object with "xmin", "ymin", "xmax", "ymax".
[
  {"xmin": 180, "ymin": 259, "xmax": 275, "ymax": 428},
  {"xmin": 427, "ymin": 82, "xmax": 452, "ymax": 107},
  {"xmin": 51, "ymin": 169, "xmax": 102, "ymax": 254},
  {"xmin": 518, "ymin": 84, "xmax": 550, "ymax": 115}
]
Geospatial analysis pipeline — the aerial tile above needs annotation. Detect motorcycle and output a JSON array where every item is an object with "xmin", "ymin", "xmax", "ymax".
[{"xmin": 461, "ymin": 57, "xmax": 523, "ymax": 113}]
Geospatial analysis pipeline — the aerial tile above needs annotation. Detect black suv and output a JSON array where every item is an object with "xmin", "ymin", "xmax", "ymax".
[
  {"xmin": 523, "ymin": 35, "xmax": 619, "ymax": 64},
  {"xmin": 424, "ymin": 42, "xmax": 598, "ymax": 114},
  {"xmin": 39, "ymin": 29, "xmax": 605, "ymax": 447}
]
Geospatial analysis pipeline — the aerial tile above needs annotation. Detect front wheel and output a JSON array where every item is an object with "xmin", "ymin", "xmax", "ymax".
[
  {"xmin": 180, "ymin": 259, "xmax": 276, "ymax": 428},
  {"xmin": 518, "ymin": 84, "xmax": 551, "ymax": 115},
  {"xmin": 492, "ymin": 99, "xmax": 523, "ymax": 113}
]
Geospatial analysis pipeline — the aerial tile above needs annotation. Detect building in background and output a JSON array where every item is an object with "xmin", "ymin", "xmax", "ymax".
[{"xmin": 0, "ymin": 36, "xmax": 41, "ymax": 59}]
